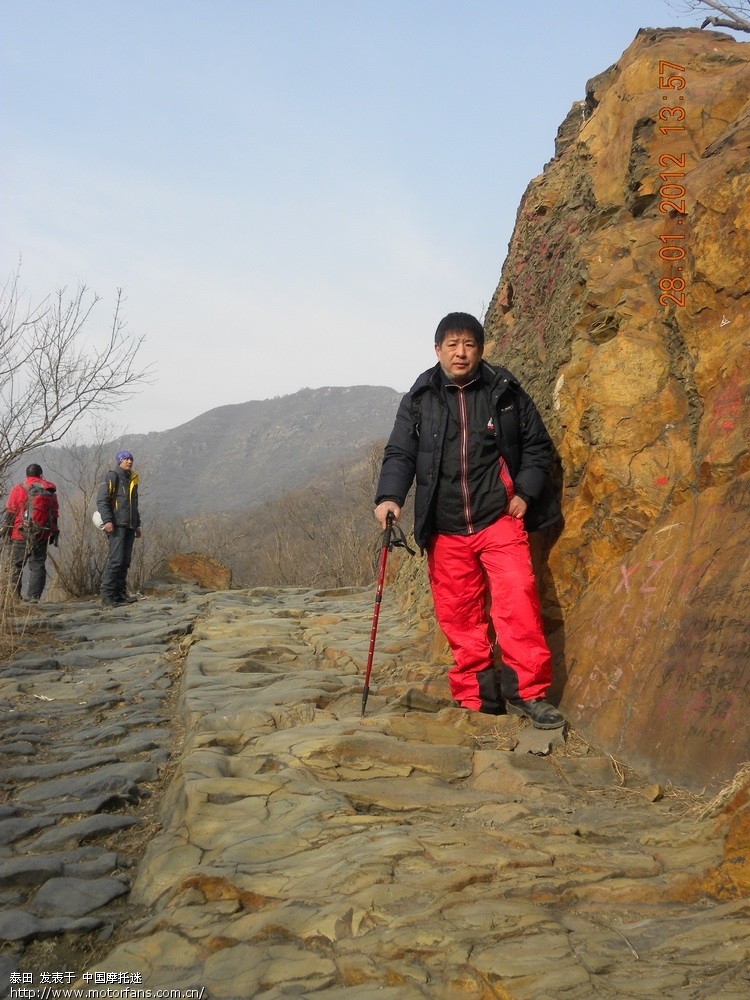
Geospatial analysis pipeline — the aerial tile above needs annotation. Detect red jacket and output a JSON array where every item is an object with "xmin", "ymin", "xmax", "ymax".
[{"xmin": 4, "ymin": 476, "xmax": 59, "ymax": 542}]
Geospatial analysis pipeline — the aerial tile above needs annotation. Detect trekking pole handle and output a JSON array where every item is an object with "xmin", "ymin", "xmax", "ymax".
[{"xmin": 384, "ymin": 509, "xmax": 394, "ymax": 541}]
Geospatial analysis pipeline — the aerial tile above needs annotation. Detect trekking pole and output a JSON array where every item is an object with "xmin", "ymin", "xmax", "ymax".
[{"xmin": 361, "ymin": 511, "xmax": 414, "ymax": 717}]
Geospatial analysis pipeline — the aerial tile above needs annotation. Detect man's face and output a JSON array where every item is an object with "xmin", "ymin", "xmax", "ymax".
[
  {"xmin": 119, "ymin": 457, "xmax": 134, "ymax": 471},
  {"xmin": 435, "ymin": 330, "xmax": 483, "ymax": 385}
]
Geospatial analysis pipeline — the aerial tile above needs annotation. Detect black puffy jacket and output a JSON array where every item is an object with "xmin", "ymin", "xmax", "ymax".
[{"xmin": 375, "ymin": 361, "xmax": 562, "ymax": 551}]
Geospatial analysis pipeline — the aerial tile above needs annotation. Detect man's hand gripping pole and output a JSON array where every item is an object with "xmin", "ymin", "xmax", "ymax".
[{"xmin": 361, "ymin": 512, "xmax": 414, "ymax": 717}]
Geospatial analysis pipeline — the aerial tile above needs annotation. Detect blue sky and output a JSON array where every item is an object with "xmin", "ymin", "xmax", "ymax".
[{"xmin": 2, "ymin": 0, "xmax": 704, "ymax": 436}]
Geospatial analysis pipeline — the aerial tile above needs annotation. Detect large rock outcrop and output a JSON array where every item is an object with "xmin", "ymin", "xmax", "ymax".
[
  {"xmin": 150, "ymin": 552, "xmax": 232, "ymax": 591},
  {"xmin": 479, "ymin": 27, "xmax": 750, "ymax": 792}
]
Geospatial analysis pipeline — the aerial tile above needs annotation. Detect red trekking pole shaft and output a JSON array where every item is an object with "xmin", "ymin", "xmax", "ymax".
[{"xmin": 361, "ymin": 512, "xmax": 394, "ymax": 717}]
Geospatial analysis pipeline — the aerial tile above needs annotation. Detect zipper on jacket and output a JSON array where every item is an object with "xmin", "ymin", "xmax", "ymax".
[{"xmin": 457, "ymin": 387, "xmax": 475, "ymax": 534}]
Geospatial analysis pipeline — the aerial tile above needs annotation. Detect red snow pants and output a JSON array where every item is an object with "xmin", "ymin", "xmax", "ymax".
[{"xmin": 427, "ymin": 514, "xmax": 552, "ymax": 711}]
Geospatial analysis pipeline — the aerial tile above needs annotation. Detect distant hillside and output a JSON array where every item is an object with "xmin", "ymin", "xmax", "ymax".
[{"xmin": 15, "ymin": 386, "xmax": 402, "ymax": 518}]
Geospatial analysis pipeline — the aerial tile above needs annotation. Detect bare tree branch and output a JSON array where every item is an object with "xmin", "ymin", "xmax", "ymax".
[
  {"xmin": 667, "ymin": 0, "xmax": 750, "ymax": 32},
  {"xmin": 0, "ymin": 265, "xmax": 154, "ymax": 484}
]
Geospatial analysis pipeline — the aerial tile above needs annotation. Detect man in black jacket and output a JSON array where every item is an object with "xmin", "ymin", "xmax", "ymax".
[
  {"xmin": 97, "ymin": 450, "xmax": 141, "ymax": 607},
  {"xmin": 375, "ymin": 312, "xmax": 564, "ymax": 728}
]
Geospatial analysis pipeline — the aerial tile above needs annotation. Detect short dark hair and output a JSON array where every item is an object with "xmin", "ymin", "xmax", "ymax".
[
  {"xmin": 434, "ymin": 312, "xmax": 485, "ymax": 347},
  {"xmin": 26, "ymin": 463, "xmax": 43, "ymax": 478}
]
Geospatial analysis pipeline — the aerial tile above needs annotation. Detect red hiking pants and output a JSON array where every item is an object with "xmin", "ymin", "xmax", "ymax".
[{"xmin": 427, "ymin": 514, "xmax": 552, "ymax": 711}]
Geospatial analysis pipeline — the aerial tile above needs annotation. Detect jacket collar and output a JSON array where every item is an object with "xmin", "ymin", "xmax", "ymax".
[
  {"xmin": 480, "ymin": 360, "xmax": 519, "ymax": 390},
  {"xmin": 412, "ymin": 360, "xmax": 518, "ymax": 397}
]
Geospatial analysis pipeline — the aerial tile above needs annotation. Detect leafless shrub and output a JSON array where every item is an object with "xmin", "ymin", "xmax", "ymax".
[{"xmin": 184, "ymin": 441, "xmax": 413, "ymax": 589}]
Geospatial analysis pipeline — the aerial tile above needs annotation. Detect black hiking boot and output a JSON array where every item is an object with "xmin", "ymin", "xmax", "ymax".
[{"xmin": 507, "ymin": 698, "xmax": 565, "ymax": 730}]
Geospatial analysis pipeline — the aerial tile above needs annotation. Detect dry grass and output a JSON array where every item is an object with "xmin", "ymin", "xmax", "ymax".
[
  {"xmin": 0, "ymin": 556, "xmax": 36, "ymax": 662},
  {"xmin": 692, "ymin": 761, "xmax": 750, "ymax": 820},
  {"xmin": 481, "ymin": 721, "xmax": 716, "ymax": 811},
  {"xmin": 551, "ymin": 727, "xmax": 643, "ymax": 790},
  {"xmin": 549, "ymin": 727, "xmax": 603, "ymax": 759}
]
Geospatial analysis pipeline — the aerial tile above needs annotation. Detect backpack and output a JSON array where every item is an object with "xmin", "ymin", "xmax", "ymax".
[
  {"xmin": 92, "ymin": 475, "xmax": 117, "ymax": 531},
  {"xmin": 21, "ymin": 483, "xmax": 58, "ymax": 542}
]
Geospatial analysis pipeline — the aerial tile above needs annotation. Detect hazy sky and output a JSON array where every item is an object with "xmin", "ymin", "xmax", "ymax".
[{"xmin": 2, "ymin": 0, "xmax": 706, "ymax": 436}]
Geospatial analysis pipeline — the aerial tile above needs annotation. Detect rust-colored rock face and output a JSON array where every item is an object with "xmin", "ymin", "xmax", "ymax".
[
  {"xmin": 482, "ymin": 28, "xmax": 750, "ymax": 791},
  {"xmin": 154, "ymin": 552, "xmax": 232, "ymax": 591}
]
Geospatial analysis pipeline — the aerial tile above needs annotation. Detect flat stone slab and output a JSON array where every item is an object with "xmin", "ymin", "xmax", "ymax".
[
  {"xmin": 0, "ymin": 817, "xmax": 57, "ymax": 846},
  {"xmin": 0, "ymin": 908, "xmax": 103, "ymax": 942},
  {"xmin": 0, "ymin": 857, "xmax": 64, "ymax": 890},
  {"xmin": 30, "ymin": 876, "xmax": 129, "ymax": 918},
  {"xmin": 14, "ymin": 761, "xmax": 159, "ymax": 805}
]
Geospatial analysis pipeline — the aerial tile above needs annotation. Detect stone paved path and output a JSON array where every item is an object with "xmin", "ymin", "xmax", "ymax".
[
  {"xmin": 0, "ymin": 593, "xmax": 203, "ymax": 988},
  {"xmin": 1, "ymin": 587, "xmax": 749, "ymax": 999}
]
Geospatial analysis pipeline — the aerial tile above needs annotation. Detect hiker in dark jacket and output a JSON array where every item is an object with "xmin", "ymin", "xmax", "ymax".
[
  {"xmin": 2, "ymin": 463, "xmax": 59, "ymax": 602},
  {"xmin": 97, "ymin": 450, "xmax": 141, "ymax": 607},
  {"xmin": 375, "ymin": 312, "xmax": 564, "ymax": 729}
]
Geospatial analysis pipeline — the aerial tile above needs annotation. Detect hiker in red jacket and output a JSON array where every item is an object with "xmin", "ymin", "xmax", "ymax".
[{"xmin": 2, "ymin": 463, "xmax": 60, "ymax": 603}]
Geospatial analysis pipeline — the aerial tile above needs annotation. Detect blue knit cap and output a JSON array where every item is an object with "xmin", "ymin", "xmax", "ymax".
[{"xmin": 116, "ymin": 450, "xmax": 134, "ymax": 463}]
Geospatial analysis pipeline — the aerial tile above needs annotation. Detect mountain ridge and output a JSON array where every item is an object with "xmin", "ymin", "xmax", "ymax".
[{"xmin": 12, "ymin": 384, "xmax": 402, "ymax": 518}]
